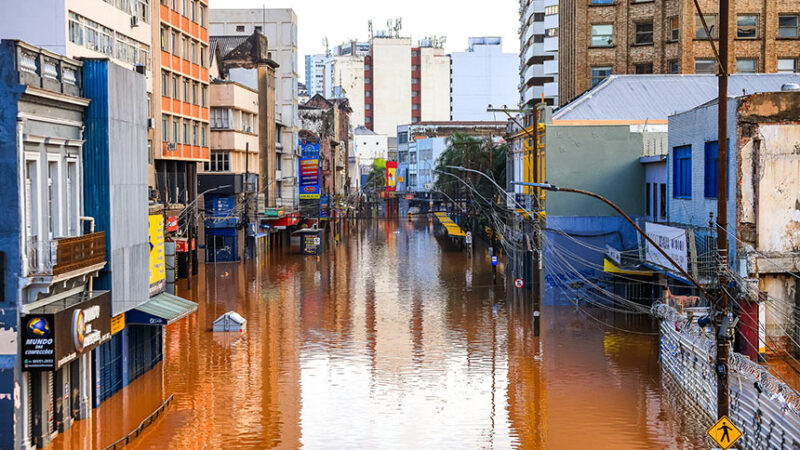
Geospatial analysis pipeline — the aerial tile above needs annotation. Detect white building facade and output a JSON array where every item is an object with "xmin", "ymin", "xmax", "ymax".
[
  {"xmin": 450, "ymin": 37, "xmax": 519, "ymax": 121},
  {"xmin": 305, "ymin": 53, "xmax": 327, "ymax": 97},
  {"xmin": 519, "ymin": 0, "xmax": 557, "ymax": 106}
]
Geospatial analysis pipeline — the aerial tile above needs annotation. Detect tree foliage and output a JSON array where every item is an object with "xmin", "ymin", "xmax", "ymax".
[
  {"xmin": 434, "ymin": 133, "xmax": 506, "ymax": 204},
  {"xmin": 364, "ymin": 158, "xmax": 387, "ymax": 193}
]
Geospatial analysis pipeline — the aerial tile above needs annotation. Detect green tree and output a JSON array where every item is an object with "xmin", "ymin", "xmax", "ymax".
[{"xmin": 364, "ymin": 158, "xmax": 386, "ymax": 194}]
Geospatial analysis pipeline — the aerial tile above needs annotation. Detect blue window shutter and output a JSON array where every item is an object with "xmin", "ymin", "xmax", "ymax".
[
  {"xmin": 704, "ymin": 141, "xmax": 718, "ymax": 198},
  {"xmin": 673, "ymin": 145, "xmax": 692, "ymax": 198}
]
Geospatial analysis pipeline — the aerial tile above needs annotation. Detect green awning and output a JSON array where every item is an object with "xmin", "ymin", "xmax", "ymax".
[{"xmin": 126, "ymin": 292, "xmax": 198, "ymax": 326}]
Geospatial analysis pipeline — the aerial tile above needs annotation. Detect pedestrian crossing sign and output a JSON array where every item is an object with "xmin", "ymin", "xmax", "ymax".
[{"xmin": 707, "ymin": 415, "xmax": 742, "ymax": 449}]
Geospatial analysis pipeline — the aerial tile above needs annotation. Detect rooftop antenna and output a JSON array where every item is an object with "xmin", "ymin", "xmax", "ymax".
[{"xmin": 368, "ymin": 20, "xmax": 373, "ymax": 40}]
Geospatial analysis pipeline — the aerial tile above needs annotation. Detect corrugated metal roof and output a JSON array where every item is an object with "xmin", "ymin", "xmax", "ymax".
[
  {"xmin": 209, "ymin": 36, "xmax": 248, "ymax": 59},
  {"xmin": 554, "ymin": 74, "xmax": 800, "ymax": 121}
]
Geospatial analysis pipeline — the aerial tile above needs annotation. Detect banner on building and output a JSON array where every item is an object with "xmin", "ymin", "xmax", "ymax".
[
  {"xmin": 149, "ymin": 215, "xmax": 166, "ymax": 296},
  {"xmin": 645, "ymin": 222, "xmax": 688, "ymax": 273},
  {"xmin": 320, "ymin": 194, "xmax": 329, "ymax": 220},
  {"xmin": 386, "ymin": 161, "xmax": 397, "ymax": 192},
  {"xmin": 299, "ymin": 139, "xmax": 321, "ymax": 200},
  {"xmin": 166, "ymin": 216, "xmax": 179, "ymax": 232}
]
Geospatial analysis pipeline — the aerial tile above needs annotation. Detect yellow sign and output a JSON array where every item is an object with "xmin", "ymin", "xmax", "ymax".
[
  {"xmin": 110, "ymin": 313, "xmax": 125, "ymax": 335},
  {"xmin": 397, "ymin": 176, "xmax": 404, "ymax": 183},
  {"xmin": 706, "ymin": 416, "xmax": 742, "ymax": 450},
  {"xmin": 148, "ymin": 215, "xmax": 166, "ymax": 292}
]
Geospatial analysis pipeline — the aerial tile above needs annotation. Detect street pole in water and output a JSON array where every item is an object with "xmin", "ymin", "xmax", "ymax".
[{"xmin": 715, "ymin": 0, "xmax": 731, "ymax": 420}]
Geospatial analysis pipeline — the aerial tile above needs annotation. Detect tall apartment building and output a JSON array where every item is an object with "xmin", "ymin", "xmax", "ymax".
[
  {"xmin": 559, "ymin": 0, "xmax": 800, "ymax": 105},
  {"xmin": 324, "ymin": 56, "xmax": 366, "ymax": 127},
  {"xmin": 365, "ymin": 35, "xmax": 451, "ymax": 136},
  {"xmin": 450, "ymin": 37, "xmax": 519, "ymax": 121},
  {"xmin": 209, "ymin": 8, "xmax": 300, "ymax": 210},
  {"xmin": 519, "ymin": 0, "xmax": 558, "ymax": 106},
  {"xmin": 305, "ymin": 53, "xmax": 327, "ymax": 96}
]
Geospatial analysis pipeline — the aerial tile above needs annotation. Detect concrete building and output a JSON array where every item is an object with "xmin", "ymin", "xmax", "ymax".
[
  {"xmin": 506, "ymin": 74, "xmax": 800, "ymax": 306},
  {"xmin": 209, "ymin": 8, "xmax": 300, "ymax": 211},
  {"xmin": 666, "ymin": 88, "xmax": 800, "ymax": 361},
  {"xmin": 324, "ymin": 55, "xmax": 366, "ymax": 127},
  {"xmin": 450, "ymin": 37, "xmax": 519, "ymax": 121},
  {"xmin": 305, "ymin": 53, "xmax": 327, "ymax": 97},
  {"xmin": 151, "ymin": 0, "xmax": 210, "ymax": 281},
  {"xmin": 558, "ymin": 0, "xmax": 800, "ymax": 106},
  {"xmin": 354, "ymin": 126, "xmax": 389, "ymax": 168},
  {"xmin": 519, "ymin": 0, "xmax": 557, "ymax": 106}
]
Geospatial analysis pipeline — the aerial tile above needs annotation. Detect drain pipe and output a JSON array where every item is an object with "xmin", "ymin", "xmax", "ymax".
[{"xmin": 80, "ymin": 217, "xmax": 96, "ymax": 292}]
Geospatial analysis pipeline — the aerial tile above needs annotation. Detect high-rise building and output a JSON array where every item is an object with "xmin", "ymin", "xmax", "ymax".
[
  {"xmin": 558, "ymin": 0, "xmax": 800, "ymax": 105},
  {"xmin": 450, "ymin": 37, "xmax": 519, "ymax": 121},
  {"xmin": 325, "ymin": 55, "xmax": 366, "ymax": 127},
  {"xmin": 305, "ymin": 53, "xmax": 327, "ymax": 96},
  {"xmin": 519, "ymin": 0, "xmax": 557, "ymax": 107},
  {"xmin": 209, "ymin": 8, "xmax": 300, "ymax": 211}
]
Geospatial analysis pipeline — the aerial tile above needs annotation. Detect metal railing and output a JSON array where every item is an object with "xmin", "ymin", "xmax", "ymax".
[
  {"xmin": 103, "ymin": 394, "xmax": 174, "ymax": 450},
  {"xmin": 26, "ymin": 232, "xmax": 106, "ymax": 276}
]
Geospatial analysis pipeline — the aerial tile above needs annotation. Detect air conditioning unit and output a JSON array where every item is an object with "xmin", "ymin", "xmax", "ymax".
[
  {"xmin": 147, "ymin": 117, "xmax": 155, "ymax": 129},
  {"xmin": 167, "ymin": 143, "xmax": 177, "ymax": 151},
  {"xmin": 134, "ymin": 64, "xmax": 146, "ymax": 74},
  {"xmin": 131, "ymin": 15, "xmax": 140, "ymax": 27}
]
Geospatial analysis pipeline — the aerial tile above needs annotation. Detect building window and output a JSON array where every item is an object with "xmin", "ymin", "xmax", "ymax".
[
  {"xmin": 182, "ymin": 0, "xmax": 188, "ymax": 16},
  {"xmin": 695, "ymin": 58, "xmax": 716, "ymax": 74},
  {"xmin": 366, "ymin": 91, "xmax": 372, "ymax": 97},
  {"xmin": 591, "ymin": 66, "xmax": 612, "ymax": 86},
  {"xmin": 201, "ymin": 125, "xmax": 207, "ymax": 146},
  {"xmin": 161, "ymin": 71, "xmax": 169, "ymax": 97},
  {"xmin": 190, "ymin": 0, "xmax": 196, "ymax": 22},
  {"xmin": 592, "ymin": 0, "xmax": 613, "ymax": 4},
  {"xmin": 191, "ymin": 42, "xmax": 196, "ymax": 63},
  {"xmin": 160, "ymin": 27, "xmax": 168, "ymax": 50},
  {"xmin": 668, "ymin": 59, "xmax": 679, "ymax": 73},
  {"xmin": 411, "ymin": 65, "xmax": 419, "ymax": 71},
  {"xmin": 412, "ymin": 104, "xmax": 419, "ymax": 110},
  {"xmin": 533, "ymin": 13, "xmax": 545, "ymax": 21},
  {"xmin": 172, "ymin": 31, "xmax": 178, "ymax": 54},
  {"xmin": 198, "ymin": 5, "xmax": 204, "ymax": 26},
  {"xmin": 696, "ymin": 14, "xmax": 718, "ymax": 39},
  {"xmin": 591, "ymin": 25, "xmax": 613, "ymax": 47},
  {"xmin": 673, "ymin": 145, "xmax": 691, "ymax": 198},
  {"xmin": 192, "ymin": 83, "xmax": 198, "ymax": 104},
  {"xmin": 192, "ymin": 122, "xmax": 199, "ymax": 145},
  {"xmin": 533, "ymin": 35, "xmax": 545, "ymax": 43},
  {"xmin": 634, "ymin": 22, "xmax": 653, "ymax": 45},
  {"xmin": 737, "ymin": 15, "xmax": 758, "ymax": 38},
  {"xmin": 201, "ymin": 85, "xmax": 207, "ymax": 107},
  {"xmin": 182, "ymin": 38, "xmax": 188, "ymax": 60},
  {"xmin": 545, "ymin": 5, "xmax": 558, "ymax": 15},
  {"xmin": 365, "ymin": 78, "xmax": 371, "ymax": 84},
  {"xmin": 736, "ymin": 58, "xmax": 757, "ymax": 73},
  {"xmin": 778, "ymin": 58, "xmax": 798, "ymax": 73},
  {"xmin": 183, "ymin": 79, "xmax": 189, "ymax": 102},
  {"xmin": 779, "ymin": 15, "xmax": 799, "ymax": 38},
  {"xmin": 545, "ymin": 28, "xmax": 558, "ymax": 37},
  {"xmin": 659, "ymin": 184, "xmax": 667, "ymax": 220},
  {"xmin": 634, "ymin": 63, "xmax": 653, "ymax": 74},
  {"xmin": 210, "ymin": 108, "xmax": 231, "ymax": 129},
  {"xmin": 412, "ymin": 50, "xmax": 418, "ymax": 57},
  {"xmin": 172, "ymin": 75, "xmax": 178, "ymax": 97},
  {"xmin": 173, "ymin": 119, "xmax": 179, "ymax": 143},
  {"xmin": 704, "ymin": 141, "xmax": 721, "ymax": 198},
  {"xmin": 412, "ymin": 78, "xmax": 419, "ymax": 84},
  {"xmin": 162, "ymin": 117, "xmax": 169, "ymax": 140},
  {"xmin": 205, "ymin": 151, "xmax": 230, "ymax": 172},
  {"xmin": 412, "ymin": 91, "xmax": 418, "ymax": 97},
  {"xmin": 254, "ymin": 25, "xmax": 262, "ymax": 32},
  {"xmin": 236, "ymin": 25, "xmax": 245, "ymax": 32},
  {"xmin": 365, "ymin": 104, "xmax": 371, "ymax": 110},
  {"xmin": 645, "ymin": 182, "xmax": 651, "ymax": 216},
  {"xmin": 183, "ymin": 122, "xmax": 189, "ymax": 144},
  {"xmin": 668, "ymin": 17, "xmax": 679, "ymax": 41}
]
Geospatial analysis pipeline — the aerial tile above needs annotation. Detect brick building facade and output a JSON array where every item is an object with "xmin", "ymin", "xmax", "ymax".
[{"xmin": 559, "ymin": 0, "xmax": 800, "ymax": 105}]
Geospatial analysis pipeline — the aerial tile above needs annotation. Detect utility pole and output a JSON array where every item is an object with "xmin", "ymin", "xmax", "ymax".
[
  {"xmin": 243, "ymin": 142, "xmax": 250, "ymax": 261},
  {"xmin": 531, "ymin": 105, "xmax": 543, "ymax": 337},
  {"xmin": 715, "ymin": 0, "xmax": 731, "ymax": 420}
]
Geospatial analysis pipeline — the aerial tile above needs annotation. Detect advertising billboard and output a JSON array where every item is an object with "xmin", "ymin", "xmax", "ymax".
[
  {"xmin": 386, "ymin": 161, "xmax": 397, "ymax": 192},
  {"xmin": 645, "ymin": 222, "xmax": 688, "ymax": 273},
  {"xmin": 149, "ymin": 215, "xmax": 166, "ymax": 295},
  {"xmin": 299, "ymin": 139, "xmax": 321, "ymax": 199}
]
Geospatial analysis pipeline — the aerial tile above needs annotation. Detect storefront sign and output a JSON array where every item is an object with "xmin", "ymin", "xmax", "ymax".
[
  {"xmin": 299, "ymin": 139, "xmax": 321, "ymax": 199},
  {"xmin": 320, "ymin": 195, "xmax": 329, "ymax": 220},
  {"xmin": 386, "ymin": 162, "xmax": 397, "ymax": 192},
  {"xmin": 149, "ymin": 215, "xmax": 166, "ymax": 295},
  {"xmin": 166, "ymin": 216, "xmax": 179, "ymax": 232},
  {"xmin": 264, "ymin": 208, "xmax": 283, "ymax": 217},
  {"xmin": 645, "ymin": 222, "xmax": 688, "ymax": 273},
  {"xmin": 23, "ymin": 291, "xmax": 111, "ymax": 371},
  {"xmin": 110, "ymin": 313, "xmax": 125, "ymax": 335},
  {"xmin": 174, "ymin": 238, "xmax": 196, "ymax": 253}
]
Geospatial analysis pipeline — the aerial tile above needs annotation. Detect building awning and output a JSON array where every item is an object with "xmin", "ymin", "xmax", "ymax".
[
  {"xmin": 126, "ymin": 292, "xmax": 198, "ymax": 326},
  {"xmin": 433, "ymin": 212, "xmax": 466, "ymax": 238},
  {"xmin": 603, "ymin": 258, "xmax": 654, "ymax": 276}
]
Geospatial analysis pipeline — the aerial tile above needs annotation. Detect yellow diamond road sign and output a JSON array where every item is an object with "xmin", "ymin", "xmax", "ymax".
[{"xmin": 707, "ymin": 415, "xmax": 742, "ymax": 449}]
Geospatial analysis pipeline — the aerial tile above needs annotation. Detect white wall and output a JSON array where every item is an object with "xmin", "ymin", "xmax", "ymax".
[
  {"xmin": 354, "ymin": 132, "xmax": 388, "ymax": 163},
  {"xmin": 419, "ymin": 47, "xmax": 450, "ymax": 122},
  {"xmin": 329, "ymin": 56, "xmax": 365, "ymax": 127},
  {"xmin": 372, "ymin": 37, "xmax": 411, "ymax": 136},
  {"xmin": 450, "ymin": 38, "xmax": 519, "ymax": 121}
]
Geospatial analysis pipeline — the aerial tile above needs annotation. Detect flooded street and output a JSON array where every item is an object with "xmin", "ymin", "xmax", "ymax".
[{"xmin": 51, "ymin": 219, "xmax": 705, "ymax": 449}]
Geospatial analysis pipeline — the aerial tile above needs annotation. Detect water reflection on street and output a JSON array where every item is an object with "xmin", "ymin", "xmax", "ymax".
[{"xmin": 50, "ymin": 219, "xmax": 705, "ymax": 449}]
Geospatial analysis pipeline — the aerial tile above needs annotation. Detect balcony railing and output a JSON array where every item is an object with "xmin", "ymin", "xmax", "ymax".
[{"xmin": 26, "ymin": 232, "xmax": 106, "ymax": 277}]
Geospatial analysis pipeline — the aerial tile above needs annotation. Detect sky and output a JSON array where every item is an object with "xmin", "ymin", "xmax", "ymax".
[{"xmin": 208, "ymin": 0, "xmax": 520, "ymax": 78}]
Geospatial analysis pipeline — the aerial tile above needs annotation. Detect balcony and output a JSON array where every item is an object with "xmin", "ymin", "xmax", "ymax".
[{"xmin": 26, "ymin": 232, "xmax": 106, "ymax": 279}]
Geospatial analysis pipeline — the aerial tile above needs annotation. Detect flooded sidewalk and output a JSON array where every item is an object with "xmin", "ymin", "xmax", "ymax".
[{"xmin": 49, "ymin": 220, "xmax": 705, "ymax": 449}]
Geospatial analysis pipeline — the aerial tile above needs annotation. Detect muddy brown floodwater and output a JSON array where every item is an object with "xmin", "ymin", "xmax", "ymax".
[{"xmin": 49, "ymin": 219, "xmax": 707, "ymax": 449}]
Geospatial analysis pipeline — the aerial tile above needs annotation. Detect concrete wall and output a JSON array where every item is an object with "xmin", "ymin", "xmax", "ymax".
[
  {"xmin": 545, "ymin": 124, "xmax": 645, "ymax": 217},
  {"xmin": 354, "ymin": 132, "xmax": 388, "ymax": 163},
  {"xmin": 331, "ymin": 56, "xmax": 365, "ymax": 127},
  {"xmin": 107, "ymin": 62, "xmax": 149, "ymax": 315},
  {"xmin": 419, "ymin": 47, "xmax": 450, "ymax": 123},
  {"xmin": 208, "ymin": 82, "xmax": 259, "ymax": 174},
  {"xmin": 667, "ymin": 99, "xmax": 738, "ymax": 231},
  {"xmin": 372, "ymin": 37, "xmax": 411, "ymax": 136},
  {"xmin": 450, "ymin": 39, "xmax": 519, "ymax": 121}
]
